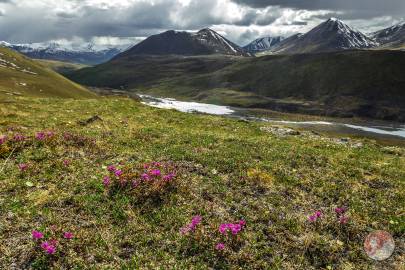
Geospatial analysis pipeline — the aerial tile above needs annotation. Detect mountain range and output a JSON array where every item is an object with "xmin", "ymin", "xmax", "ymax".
[
  {"xmin": 372, "ymin": 22, "xmax": 405, "ymax": 49},
  {"xmin": 0, "ymin": 41, "xmax": 129, "ymax": 65},
  {"xmin": 2, "ymin": 18, "xmax": 405, "ymax": 64}
]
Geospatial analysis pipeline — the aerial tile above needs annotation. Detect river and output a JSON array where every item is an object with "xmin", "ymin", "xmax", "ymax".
[{"xmin": 139, "ymin": 95, "xmax": 405, "ymax": 143}]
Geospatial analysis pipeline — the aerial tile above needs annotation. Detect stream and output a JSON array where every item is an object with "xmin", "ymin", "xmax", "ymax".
[{"xmin": 139, "ymin": 95, "xmax": 405, "ymax": 142}]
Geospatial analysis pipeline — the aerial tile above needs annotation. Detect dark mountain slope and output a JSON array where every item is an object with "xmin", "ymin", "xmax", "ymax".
[
  {"xmin": 115, "ymin": 28, "xmax": 249, "ymax": 58},
  {"xmin": 270, "ymin": 18, "xmax": 377, "ymax": 54},
  {"xmin": 373, "ymin": 22, "xmax": 405, "ymax": 49},
  {"xmin": 68, "ymin": 50, "xmax": 405, "ymax": 121}
]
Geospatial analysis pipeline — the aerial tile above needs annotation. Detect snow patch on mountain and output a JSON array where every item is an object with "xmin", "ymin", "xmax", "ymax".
[{"xmin": 243, "ymin": 37, "xmax": 284, "ymax": 53}]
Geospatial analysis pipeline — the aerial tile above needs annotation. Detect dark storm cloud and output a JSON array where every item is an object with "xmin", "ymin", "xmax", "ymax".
[
  {"xmin": 0, "ymin": 0, "xmax": 279, "ymax": 43},
  {"xmin": 0, "ymin": 0, "xmax": 404, "ymax": 46},
  {"xmin": 232, "ymin": 0, "xmax": 405, "ymax": 19}
]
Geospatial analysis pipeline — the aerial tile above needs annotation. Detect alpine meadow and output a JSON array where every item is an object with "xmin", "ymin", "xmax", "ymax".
[{"xmin": 0, "ymin": 1, "xmax": 404, "ymax": 269}]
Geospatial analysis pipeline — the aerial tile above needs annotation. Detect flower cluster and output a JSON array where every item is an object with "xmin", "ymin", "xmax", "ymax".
[
  {"xmin": 13, "ymin": 133, "xmax": 26, "ymax": 142},
  {"xmin": 35, "ymin": 131, "xmax": 55, "ymax": 141},
  {"xmin": 308, "ymin": 211, "xmax": 323, "ymax": 222},
  {"xmin": 308, "ymin": 207, "xmax": 350, "ymax": 225},
  {"xmin": 32, "ymin": 228, "xmax": 74, "ymax": 255},
  {"xmin": 0, "ymin": 135, "xmax": 7, "ymax": 145},
  {"xmin": 180, "ymin": 215, "xmax": 202, "ymax": 234},
  {"xmin": 103, "ymin": 161, "xmax": 178, "ymax": 201},
  {"xmin": 335, "ymin": 207, "xmax": 349, "ymax": 224},
  {"xmin": 219, "ymin": 220, "xmax": 246, "ymax": 235},
  {"xmin": 215, "ymin": 220, "xmax": 246, "ymax": 251},
  {"xmin": 180, "ymin": 216, "xmax": 247, "ymax": 253},
  {"xmin": 18, "ymin": 163, "xmax": 29, "ymax": 172}
]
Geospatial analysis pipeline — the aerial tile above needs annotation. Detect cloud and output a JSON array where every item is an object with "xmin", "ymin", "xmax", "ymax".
[
  {"xmin": 0, "ymin": 0, "xmax": 403, "ymax": 47},
  {"xmin": 231, "ymin": 0, "xmax": 405, "ymax": 19}
]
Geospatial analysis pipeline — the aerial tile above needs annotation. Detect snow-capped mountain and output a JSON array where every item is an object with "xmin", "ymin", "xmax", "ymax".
[
  {"xmin": 116, "ymin": 28, "xmax": 249, "ymax": 58},
  {"xmin": 372, "ymin": 22, "xmax": 405, "ymax": 49},
  {"xmin": 0, "ymin": 41, "xmax": 132, "ymax": 65},
  {"xmin": 243, "ymin": 37, "xmax": 284, "ymax": 54},
  {"xmin": 270, "ymin": 18, "xmax": 378, "ymax": 54}
]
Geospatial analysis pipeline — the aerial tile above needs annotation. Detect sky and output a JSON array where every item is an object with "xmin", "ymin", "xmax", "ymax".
[{"xmin": 0, "ymin": 0, "xmax": 404, "ymax": 47}]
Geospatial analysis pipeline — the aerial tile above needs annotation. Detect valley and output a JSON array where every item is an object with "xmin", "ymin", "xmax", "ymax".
[{"xmin": 68, "ymin": 50, "xmax": 405, "ymax": 122}]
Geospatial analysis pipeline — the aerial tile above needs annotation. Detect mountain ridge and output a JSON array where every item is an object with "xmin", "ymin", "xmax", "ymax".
[
  {"xmin": 115, "ymin": 28, "xmax": 250, "ymax": 58},
  {"xmin": 0, "ymin": 41, "xmax": 130, "ymax": 65},
  {"xmin": 267, "ymin": 18, "xmax": 378, "ymax": 54},
  {"xmin": 243, "ymin": 36, "xmax": 284, "ymax": 54}
]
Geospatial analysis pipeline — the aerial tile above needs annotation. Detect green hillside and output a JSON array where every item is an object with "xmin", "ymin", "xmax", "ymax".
[
  {"xmin": 68, "ymin": 50, "xmax": 405, "ymax": 121},
  {"xmin": 35, "ymin": 59, "xmax": 89, "ymax": 75},
  {"xmin": 0, "ymin": 47, "xmax": 96, "ymax": 99}
]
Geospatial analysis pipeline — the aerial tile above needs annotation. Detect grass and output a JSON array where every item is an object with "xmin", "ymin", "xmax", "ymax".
[
  {"xmin": 0, "ymin": 96, "xmax": 404, "ymax": 269},
  {"xmin": 0, "ymin": 48, "xmax": 96, "ymax": 99},
  {"xmin": 35, "ymin": 59, "xmax": 89, "ymax": 75}
]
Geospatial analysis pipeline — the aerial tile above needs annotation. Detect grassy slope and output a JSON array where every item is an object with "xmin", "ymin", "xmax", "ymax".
[
  {"xmin": 0, "ymin": 48, "xmax": 96, "ymax": 99},
  {"xmin": 35, "ymin": 59, "xmax": 89, "ymax": 75},
  {"xmin": 0, "ymin": 97, "xmax": 404, "ymax": 269},
  {"xmin": 68, "ymin": 51, "xmax": 405, "ymax": 121}
]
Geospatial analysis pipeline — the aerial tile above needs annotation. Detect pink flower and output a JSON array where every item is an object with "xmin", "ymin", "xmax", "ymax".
[
  {"xmin": 132, "ymin": 180, "xmax": 139, "ymax": 188},
  {"xmin": 219, "ymin": 223, "xmax": 229, "ymax": 234},
  {"xmin": 18, "ymin": 163, "xmax": 28, "ymax": 171},
  {"xmin": 308, "ymin": 215, "xmax": 317, "ymax": 222},
  {"xmin": 0, "ymin": 135, "xmax": 7, "ymax": 145},
  {"xmin": 103, "ymin": 176, "xmax": 111, "ymax": 187},
  {"xmin": 114, "ymin": 169, "xmax": 123, "ymax": 177},
  {"xmin": 46, "ymin": 131, "xmax": 55, "ymax": 138},
  {"xmin": 335, "ymin": 207, "xmax": 347, "ymax": 216},
  {"xmin": 163, "ymin": 173, "xmax": 176, "ymax": 181},
  {"xmin": 219, "ymin": 221, "xmax": 245, "ymax": 235},
  {"xmin": 41, "ymin": 241, "xmax": 56, "ymax": 255},
  {"xmin": 150, "ymin": 169, "xmax": 161, "ymax": 177},
  {"xmin": 35, "ymin": 132, "xmax": 46, "ymax": 141},
  {"xmin": 308, "ymin": 211, "xmax": 323, "ymax": 222},
  {"xmin": 339, "ymin": 215, "xmax": 349, "ymax": 224},
  {"xmin": 239, "ymin": 219, "xmax": 246, "ymax": 226},
  {"xmin": 13, "ymin": 134, "xmax": 25, "ymax": 142},
  {"xmin": 190, "ymin": 215, "xmax": 202, "ymax": 228},
  {"xmin": 32, "ymin": 230, "xmax": 44, "ymax": 240},
  {"xmin": 63, "ymin": 232, "xmax": 74, "ymax": 239},
  {"xmin": 141, "ymin": 173, "xmax": 151, "ymax": 181},
  {"xmin": 63, "ymin": 159, "xmax": 70, "ymax": 167},
  {"xmin": 230, "ymin": 224, "xmax": 242, "ymax": 235},
  {"xmin": 107, "ymin": 165, "xmax": 116, "ymax": 172},
  {"xmin": 180, "ymin": 215, "xmax": 202, "ymax": 234},
  {"xmin": 215, "ymin": 243, "xmax": 225, "ymax": 250}
]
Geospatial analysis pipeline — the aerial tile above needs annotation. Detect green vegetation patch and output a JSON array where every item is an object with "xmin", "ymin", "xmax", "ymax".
[{"xmin": 0, "ymin": 97, "xmax": 404, "ymax": 269}]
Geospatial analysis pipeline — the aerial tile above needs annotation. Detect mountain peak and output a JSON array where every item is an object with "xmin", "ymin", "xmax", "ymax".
[
  {"xmin": 243, "ymin": 36, "xmax": 284, "ymax": 54},
  {"xmin": 198, "ymin": 28, "xmax": 215, "ymax": 33},
  {"xmin": 327, "ymin": 17, "xmax": 343, "ymax": 23},
  {"xmin": 372, "ymin": 21, "xmax": 405, "ymax": 48},
  {"xmin": 117, "ymin": 28, "xmax": 249, "ymax": 57},
  {"xmin": 269, "ymin": 18, "xmax": 377, "ymax": 54}
]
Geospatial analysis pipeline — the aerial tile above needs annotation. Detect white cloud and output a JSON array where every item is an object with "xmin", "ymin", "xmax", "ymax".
[{"xmin": 0, "ymin": 0, "xmax": 403, "ymax": 46}]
